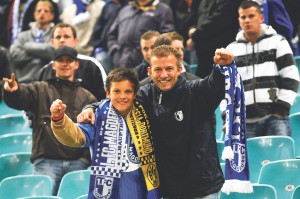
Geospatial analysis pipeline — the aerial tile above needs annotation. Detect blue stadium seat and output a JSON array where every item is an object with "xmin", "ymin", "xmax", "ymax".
[
  {"xmin": 247, "ymin": 136, "xmax": 295, "ymax": 183},
  {"xmin": 57, "ymin": 170, "xmax": 90, "ymax": 199},
  {"xmin": 221, "ymin": 184, "xmax": 277, "ymax": 199},
  {"xmin": 0, "ymin": 175, "xmax": 53, "ymax": 199},
  {"xmin": 217, "ymin": 141, "xmax": 225, "ymax": 163},
  {"xmin": 0, "ymin": 132, "xmax": 32, "ymax": 155},
  {"xmin": 290, "ymin": 112, "xmax": 300, "ymax": 158},
  {"xmin": 76, "ymin": 194, "xmax": 88, "ymax": 199},
  {"xmin": 292, "ymin": 185, "xmax": 300, "ymax": 199},
  {"xmin": 19, "ymin": 197, "xmax": 62, "ymax": 199},
  {"xmin": 215, "ymin": 106, "xmax": 224, "ymax": 141},
  {"xmin": 189, "ymin": 64, "xmax": 197, "ymax": 75},
  {"xmin": 258, "ymin": 159, "xmax": 300, "ymax": 199},
  {"xmin": 0, "ymin": 114, "xmax": 31, "ymax": 135},
  {"xmin": 0, "ymin": 152, "xmax": 32, "ymax": 181},
  {"xmin": 0, "ymin": 101, "xmax": 23, "ymax": 115},
  {"xmin": 290, "ymin": 95, "xmax": 300, "ymax": 115}
]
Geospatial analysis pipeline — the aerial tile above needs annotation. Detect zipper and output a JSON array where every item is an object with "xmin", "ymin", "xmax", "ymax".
[{"xmin": 158, "ymin": 92, "xmax": 162, "ymax": 105}]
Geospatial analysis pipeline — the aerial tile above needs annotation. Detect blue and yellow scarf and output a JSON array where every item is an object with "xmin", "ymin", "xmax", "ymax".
[{"xmin": 89, "ymin": 100, "xmax": 160, "ymax": 198}]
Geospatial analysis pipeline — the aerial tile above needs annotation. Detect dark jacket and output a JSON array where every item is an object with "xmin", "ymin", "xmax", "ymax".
[
  {"xmin": 3, "ymin": 79, "xmax": 97, "ymax": 163},
  {"xmin": 137, "ymin": 68, "xmax": 225, "ymax": 198},
  {"xmin": 107, "ymin": 1, "xmax": 174, "ymax": 68},
  {"xmin": 34, "ymin": 55, "xmax": 106, "ymax": 101},
  {"xmin": 86, "ymin": 66, "xmax": 225, "ymax": 198},
  {"xmin": 91, "ymin": 0, "xmax": 128, "ymax": 52},
  {"xmin": 0, "ymin": 46, "xmax": 11, "ymax": 102}
]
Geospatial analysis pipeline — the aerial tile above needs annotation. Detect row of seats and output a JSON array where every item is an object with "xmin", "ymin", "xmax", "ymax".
[
  {"xmin": 218, "ymin": 136, "xmax": 296, "ymax": 183},
  {"xmin": 1, "ymin": 159, "xmax": 300, "ymax": 199},
  {"xmin": 0, "ymin": 171, "xmax": 90, "ymax": 199},
  {"xmin": 221, "ymin": 159, "xmax": 300, "ymax": 199}
]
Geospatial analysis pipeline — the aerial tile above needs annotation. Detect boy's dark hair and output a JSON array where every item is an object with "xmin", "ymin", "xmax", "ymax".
[
  {"xmin": 239, "ymin": 0, "xmax": 261, "ymax": 14},
  {"xmin": 106, "ymin": 68, "xmax": 140, "ymax": 94},
  {"xmin": 51, "ymin": 23, "xmax": 77, "ymax": 39}
]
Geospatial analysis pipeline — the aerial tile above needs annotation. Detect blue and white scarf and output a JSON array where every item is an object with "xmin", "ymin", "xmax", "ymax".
[
  {"xmin": 88, "ymin": 100, "xmax": 160, "ymax": 199},
  {"xmin": 217, "ymin": 63, "xmax": 253, "ymax": 194}
]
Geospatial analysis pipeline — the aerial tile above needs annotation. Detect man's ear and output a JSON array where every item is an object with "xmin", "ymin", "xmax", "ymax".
[
  {"xmin": 74, "ymin": 60, "xmax": 79, "ymax": 70},
  {"xmin": 105, "ymin": 89, "xmax": 110, "ymax": 98},
  {"xmin": 147, "ymin": 66, "xmax": 152, "ymax": 76}
]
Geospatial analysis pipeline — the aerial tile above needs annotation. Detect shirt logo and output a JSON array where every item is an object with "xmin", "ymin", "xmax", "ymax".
[{"xmin": 174, "ymin": 111, "xmax": 184, "ymax": 121}]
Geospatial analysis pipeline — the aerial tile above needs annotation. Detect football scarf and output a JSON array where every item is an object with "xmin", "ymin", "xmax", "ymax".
[
  {"xmin": 217, "ymin": 63, "xmax": 253, "ymax": 194},
  {"xmin": 89, "ymin": 99, "xmax": 160, "ymax": 199}
]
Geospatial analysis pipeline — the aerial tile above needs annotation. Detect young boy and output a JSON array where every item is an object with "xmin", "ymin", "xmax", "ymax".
[{"xmin": 50, "ymin": 68, "xmax": 159, "ymax": 199}]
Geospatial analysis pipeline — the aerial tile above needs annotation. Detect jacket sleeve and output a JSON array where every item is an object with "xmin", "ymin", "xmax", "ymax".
[
  {"xmin": 3, "ymin": 83, "xmax": 37, "ymax": 111},
  {"xmin": 9, "ymin": 33, "xmax": 35, "ymax": 68},
  {"xmin": 107, "ymin": 12, "xmax": 120, "ymax": 56},
  {"xmin": 23, "ymin": 42, "xmax": 54, "ymax": 60},
  {"xmin": 274, "ymin": 38, "xmax": 299, "ymax": 115},
  {"xmin": 158, "ymin": 3, "xmax": 175, "ymax": 33},
  {"xmin": 268, "ymin": 0, "xmax": 293, "ymax": 41},
  {"xmin": 51, "ymin": 114, "xmax": 86, "ymax": 147}
]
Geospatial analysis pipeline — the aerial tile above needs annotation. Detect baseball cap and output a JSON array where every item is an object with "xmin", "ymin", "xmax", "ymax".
[{"xmin": 53, "ymin": 46, "xmax": 78, "ymax": 61}]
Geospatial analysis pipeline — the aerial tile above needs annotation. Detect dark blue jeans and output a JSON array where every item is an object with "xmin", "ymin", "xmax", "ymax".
[
  {"xmin": 33, "ymin": 158, "xmax": 89, "ymax": 195},
  {"xmin": 246, "ymin": 115, "xmax": 291, "ymax": 138}
]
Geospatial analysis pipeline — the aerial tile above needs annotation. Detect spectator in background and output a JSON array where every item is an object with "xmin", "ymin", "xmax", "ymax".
[
  {"xmin": 134, "ymin": 30, "xmax": 160, "ymax": 81},
  {"xmin": 9, "ymin": 0, "xmax": 56, "ymax": 83},
  {"xmin": 226, "ymin": 1, "xmax": 299, "ymax": 138},
  {"xmin": 91, "ymin": 0, "xmax": 128, "ymax": 73},
  {"xmin": 0, "ymin": 46, "xmax": 11, "ymax": 102},
  {"xmin": 253, "ymin": 0, "xmax": 296, "ymax": 54},
  {"xmin": 282, "ymin": 0, "xmax": 300, "ymax": 56},
  {"xmin": 34, "ymin": 23, "xmax": 106, "ymax": 101},
  {"xmin": 160, "ymin": 0, "xmax": 200, "ymax": 43},
  {"xmin": 60, "ymin": 0, "xmax": 105, "ymax": 56},
  {"xmin": 186, "ymin": 0, "xmax": 239, "ymax": 78},
  {"xmin": 3, "ymin": 46, "xmax": 97, "ymax": 195},
  {"xmin": 140, "ymin": 32, "xmax": 198, "ymax": 85},
  {"xmin": 107, "ymin": 0, "xmax": 174, "ymax": 68}
]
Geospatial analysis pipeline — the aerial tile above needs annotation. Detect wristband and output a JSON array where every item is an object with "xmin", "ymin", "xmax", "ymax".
[{"xmin": 51, "ymin": 114, "xmax": 64, "ymax": 122}]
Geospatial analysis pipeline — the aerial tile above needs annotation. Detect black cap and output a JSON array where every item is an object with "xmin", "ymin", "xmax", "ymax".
[{"xmin": 53, "ymin": 46, "xmax": 78, "ymax": 60}]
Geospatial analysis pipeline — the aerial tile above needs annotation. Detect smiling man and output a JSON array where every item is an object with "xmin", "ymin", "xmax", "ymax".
[
  {"xmin": 2, "ymin": 46, "xmax": 97, "ymax": 195},
  {"xmin": 77, "ymin": 45, "xmax": 235, "ymax": 198}
]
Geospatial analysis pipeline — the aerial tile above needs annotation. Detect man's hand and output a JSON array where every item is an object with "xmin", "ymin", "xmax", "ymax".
[
  {"xmin": 77, "ymin": 108, "xmax": 95, "ymax": 124},
  {"xmin": 50, "ymin": 99, "xmax": 67, "ymax": 118},
  {"xmin": 186, "ymin": 28, "xmax": 196, "ymax": 50},
  {"xmin": 3, "ymin": 73, "xmax": 18, "ymax": 92},
  {"xmin": 214, "ymin": 48, "xmax": 234, "ymax": 66}
]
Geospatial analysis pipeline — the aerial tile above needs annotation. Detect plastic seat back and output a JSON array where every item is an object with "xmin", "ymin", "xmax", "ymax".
[
  {"xmin": 292, "ymin": 185, "xmax": 300, "ymax": 199},
  {"xmin": 19, "ymin": 197, "xmax": 62, "ymax": 199},
  {"xmin": 0, "ymin": 114, "xmax": 31, "ymax": 135},
  {"xmin": 0, "ymin": 152, "xmax": 32, "ymax": 181},
  {"xmin": 0, "ymin": 132, "xmax": 32, "ymax": 155},
  {"xmin": 0, "ymin": 175, "xmax": 53, "ymax": 199},
  {"xmin": 57, "ymin": 170, "xmax": 90, "ymax": 199},
  {"xmin": 258, "ymin": 159, "xmax": 300, "ymax": 199},
  {"xmin": 217, "ymin": 141, "xmax": 225, "ymax": 163},
  {"xmin": 221, "ymin": 184, "xmax": 277, "ymax": 199},
  {"xmin": 290, "ymin": 112, "xmax": 300, "ymax": 157},
  {"xmin": 0, "ymin": 101, "xmax": 23, "ymax": 115},
  {"xmin": 290, "ymin": 96, "xmax": 300, "ymax": 114},
  {"xmin": 247, "ymin": 136, "xmax": 295, "ymax": 183},
  {"xmin": 76, "ymin": 194, "xmax": 88, "ymax": 199},
  {"xmin": 215, "ymin": 106, "xmax": 224, "ymax": 141}
]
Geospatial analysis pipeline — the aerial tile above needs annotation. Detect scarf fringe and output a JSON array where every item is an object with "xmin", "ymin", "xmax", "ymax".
[
  {"xmin": 222, "ymin": 180, "xmax": 253, "ymax": 195},
  {"xmin": 222, "ymin": 146, "xmax": 234, "ymax": 161}
]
